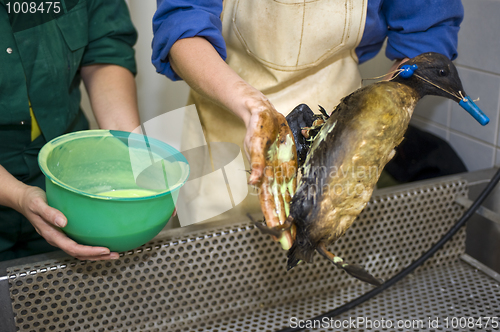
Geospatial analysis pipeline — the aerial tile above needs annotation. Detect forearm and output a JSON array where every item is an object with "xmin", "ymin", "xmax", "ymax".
[
  {"xmin": 81, "ymin": 64, "xmax": 140, "ymax": 132},
  {"xmin": 169, "ymin": 37, "xmax": 284, "ymax": 185},
  {"xmin": 0, "ymin": 165, "xmax": 28, "ymax": 211},
  {"xmin": 169, "ymin": 36, "xmax": 266, "ymax": 127}
]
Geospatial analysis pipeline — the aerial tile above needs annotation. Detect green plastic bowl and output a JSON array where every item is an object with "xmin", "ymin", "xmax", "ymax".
[{"xmin": 38, "ymin": 130, "xmax": 190, "ymax": 252}]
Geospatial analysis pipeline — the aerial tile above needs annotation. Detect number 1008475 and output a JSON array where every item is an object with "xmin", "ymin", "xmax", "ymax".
[{"xmin": 6, "ymin": 2, "xmax": 61, "ymax": 14}]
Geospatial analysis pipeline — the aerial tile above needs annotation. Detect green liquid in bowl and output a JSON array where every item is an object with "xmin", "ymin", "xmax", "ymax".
[
  {"xmin": 38, "ymin": 130, "xmax": 190, "ymax": 252},
  {"xmin": 98, "ymin": 189, "xmax": 159, "ymax": 198}
]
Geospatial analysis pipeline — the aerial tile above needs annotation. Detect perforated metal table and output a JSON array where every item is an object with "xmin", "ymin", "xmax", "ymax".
[{"xmin": 1, "ymin": 170, "xmax": 499, "ymax": 332}]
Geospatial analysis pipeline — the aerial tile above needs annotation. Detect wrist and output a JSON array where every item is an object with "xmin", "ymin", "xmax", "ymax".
[
  {"xmin": 1, "ymin": 180, "xmax": 28, "ymax": 213},
  {"xmin": 0, "ymin": 165, "xmax": 31, "ymax": 212},
  {"xmin": 12, "ymin": 182, "xmax": 31, "ymax": 213},
  {"xmin": 231, "ymin": 82, "xmax": 273, "ymax": 129}
]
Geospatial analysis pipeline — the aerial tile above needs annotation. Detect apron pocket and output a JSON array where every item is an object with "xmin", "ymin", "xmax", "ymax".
[{"xmin": 232, "ymin": 0, "xmax": 352, "ymax": 71}]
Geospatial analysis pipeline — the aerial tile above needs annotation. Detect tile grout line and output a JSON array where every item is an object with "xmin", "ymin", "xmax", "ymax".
[
  {"xmin": 412, "ymin": 115, "xmax": 498, "ymax": 149},
  {"xmin": 455, "ymin": 63, "xmax": 500, "ymax": 78}
]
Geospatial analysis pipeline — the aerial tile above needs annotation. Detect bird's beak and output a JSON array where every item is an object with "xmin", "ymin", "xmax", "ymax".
[{"xmin": 459, "ymin": 96, "xmax": 490, "ymax": 126}]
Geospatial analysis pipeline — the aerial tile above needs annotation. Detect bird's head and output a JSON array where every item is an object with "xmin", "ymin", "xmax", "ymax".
[{"xmin": 392, "ymin": 52, "xmax": 489, "ymax": 126}]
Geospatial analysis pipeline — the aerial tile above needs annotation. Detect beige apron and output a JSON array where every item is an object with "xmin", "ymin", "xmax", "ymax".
[{"xmin": 182, "ymin": 0, "xmax": 367, "ymax": 224}]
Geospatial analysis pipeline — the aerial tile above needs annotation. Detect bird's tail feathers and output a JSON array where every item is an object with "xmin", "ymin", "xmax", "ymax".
[{"xmin": 286, "ymin": 226, "xmax": 316, "ymax": 270}]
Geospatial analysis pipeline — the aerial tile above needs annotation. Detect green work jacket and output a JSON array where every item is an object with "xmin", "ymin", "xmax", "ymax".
[{"xmin": 0, "ymin": 0, "xmax": 137, "ymax": 184}]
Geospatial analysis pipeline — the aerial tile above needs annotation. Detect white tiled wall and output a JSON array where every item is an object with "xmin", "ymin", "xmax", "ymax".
[
  {"xmin": 408, "ymin": 0, "xmax": 500, "ymax": 171},
  {"xmin": 413, "ymin": 96, "xmax": 451, "ymax": 127},
  {"xmin": 448, "ymin": 132, "xmax": 496, "ymax": 172}
]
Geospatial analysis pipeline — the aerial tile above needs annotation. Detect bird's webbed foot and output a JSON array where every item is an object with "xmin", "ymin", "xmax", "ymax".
[
  {"xmin": 316, "ymin": 243, "xmax": 383, "ymax": 287},
  {"xmin": 249, "ymin": 214, "xmax": 296, "ymax": 244}
]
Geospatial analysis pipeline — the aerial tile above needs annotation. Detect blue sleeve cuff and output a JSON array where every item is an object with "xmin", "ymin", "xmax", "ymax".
[
  {"xmin": 356, "ymin": 0, "xmax": 463, "ymax": 63},
  {"xmin": 152, "ymin": 0, "xmax": 227, "ymax": 81},
  {"xmin": 386, "ymin": 25, "xmax": 461, "ymax": 61},
  {"xmin": 383, "ymin": 0, "xmax": 463, "ymax": 61}
]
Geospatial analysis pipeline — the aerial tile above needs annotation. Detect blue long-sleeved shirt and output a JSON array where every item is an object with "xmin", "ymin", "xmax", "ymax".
[{"xmin": 152, "ymin": 0, "xmax": 464, "ymax": 81}]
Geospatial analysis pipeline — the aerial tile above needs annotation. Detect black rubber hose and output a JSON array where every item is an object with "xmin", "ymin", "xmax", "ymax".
[{"xmin": 277, "ymin": 168, "xmax": 500, "ymax": 332}]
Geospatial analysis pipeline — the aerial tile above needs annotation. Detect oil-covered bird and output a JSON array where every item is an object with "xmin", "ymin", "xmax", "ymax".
[{"xmin": 257, "ymin": 52, "xmax": 489, "ymax": 286}]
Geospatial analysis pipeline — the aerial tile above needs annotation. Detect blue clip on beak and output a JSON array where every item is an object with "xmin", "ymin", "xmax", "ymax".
[{"xmin": 459, "ymin": 97, "xmax": 490, "ymax": 126}]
